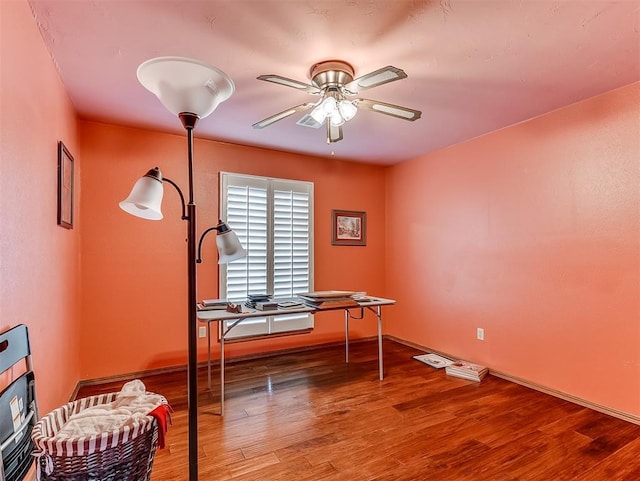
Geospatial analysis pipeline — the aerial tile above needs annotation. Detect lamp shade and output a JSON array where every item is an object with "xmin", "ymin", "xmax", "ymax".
[
  {"xmin": 338, "ymin": 100, "xmax": 358, "ymax": 121},
  {"xmin": 310, "ymin": 104, "xmax": 328, "ymax": 124},
  {"xmin": 137, "ymin": 57, "xmax": 234, "ymax": 119},
  {"xmin": 216, "ymin": 230, "xmax": 247, "ymax": 264},
  {"xmin": 119, "ymin": 169, "xmax": 164, "ymax": 220}
]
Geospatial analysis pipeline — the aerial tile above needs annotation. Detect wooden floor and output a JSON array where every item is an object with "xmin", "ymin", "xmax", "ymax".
[{"xmin": 77, "ymin": 340, "xmax": 640, "ymax": 480}]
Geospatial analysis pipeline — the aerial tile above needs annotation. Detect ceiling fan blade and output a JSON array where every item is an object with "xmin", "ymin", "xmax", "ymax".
[
  {"xmin": 257, "ymin": 74, "xmax": 322, "ymax": 95},
  {"xmin": 343, "ymin": 66, "xmax": 407, "ymax": 94},
  {"xmin": 252, "ymin": 103, "xmax": 315, "ymax": 129},
  {"xmin": 356, "ymin": 99, "xmax": 422, "ymax": 121},
  {"xmin": 327, "ymin": 123, "xmax": 343, "ymax": 143}
]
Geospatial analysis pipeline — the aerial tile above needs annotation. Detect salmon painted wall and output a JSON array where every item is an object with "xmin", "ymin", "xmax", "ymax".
[
  {"xmin": 78, "ymin": 120, "xmax": 386, "ymax": 379},
  {"xmin": 0, "ymin": 0, "xmax": 81, "ymax": 414},
  {"xmin": 386, "ymin": 83, "xmax": 640, "ymax": 416}
]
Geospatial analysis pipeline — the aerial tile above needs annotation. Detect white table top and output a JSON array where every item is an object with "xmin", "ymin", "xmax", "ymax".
[{"xmin": 197, "ymin": 296, "xmax": 396, "ymax": 321}]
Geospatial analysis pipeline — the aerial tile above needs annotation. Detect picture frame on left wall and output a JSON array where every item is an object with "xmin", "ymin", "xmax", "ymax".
[{"xmin": 57, "ymin": 141, "xmax": 74, "ymax": 229}]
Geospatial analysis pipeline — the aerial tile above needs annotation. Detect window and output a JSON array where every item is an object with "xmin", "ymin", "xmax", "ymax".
[{"xmin": 219, "ymin": 172, "xmax": 314, "ymax": 339}]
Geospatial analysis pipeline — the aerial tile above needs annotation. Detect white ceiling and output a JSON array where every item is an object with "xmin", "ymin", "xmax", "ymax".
[{"xmin": 28, "ymin": 0, "xmax": 639, "ymax": 165}]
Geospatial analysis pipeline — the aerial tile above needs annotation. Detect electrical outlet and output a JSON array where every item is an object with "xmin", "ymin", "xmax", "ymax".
[
  {"xmin": 198, "ymin": 326, "xmax": 207, "ymax": 338},
  {"xmin": 477, "ymin": 328, "xmax": 485, "ymax": 341}
]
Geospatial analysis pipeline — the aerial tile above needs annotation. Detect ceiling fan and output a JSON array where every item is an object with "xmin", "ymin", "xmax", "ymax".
[{"xmin": 252, "ymin": 60, "xmax": 422, "ymax": 143}]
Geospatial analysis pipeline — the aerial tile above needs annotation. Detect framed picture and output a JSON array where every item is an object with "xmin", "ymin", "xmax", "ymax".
[
  {"xmin": 57, "ymin": 141, "xmax": 74, "ymax": 229},
  {"xmin": 332, "ymin": 209, "xmax": 366, "ymax": 246}
]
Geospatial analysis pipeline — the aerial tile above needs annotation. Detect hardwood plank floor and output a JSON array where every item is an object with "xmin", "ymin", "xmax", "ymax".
[{"xmin": 76, "ymin": 340, "xmax": 640, "ymax": 480}]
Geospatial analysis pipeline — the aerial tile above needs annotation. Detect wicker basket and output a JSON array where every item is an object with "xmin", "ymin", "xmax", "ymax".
[{"xmin": 32, "ymin": 392, "xmax": 159, "ymax": 481}]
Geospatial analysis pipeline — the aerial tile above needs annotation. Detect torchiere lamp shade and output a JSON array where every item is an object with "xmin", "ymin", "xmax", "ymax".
[{"xmin": 137, "ymin": 57, "xmax": 235, "ymax": 118}]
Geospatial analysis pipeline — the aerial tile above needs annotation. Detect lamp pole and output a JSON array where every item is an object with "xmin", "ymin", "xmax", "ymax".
[
  {"xmin": 129, "ymin": 56, "xmax": 237, "ymax": 481},
  {"xmin": 179, "ymin": 112, "xmax": 200, "ymax": 481},
  {"xmin": 120, "ymin": 113, "xmax": 245, "ymax": 480}
]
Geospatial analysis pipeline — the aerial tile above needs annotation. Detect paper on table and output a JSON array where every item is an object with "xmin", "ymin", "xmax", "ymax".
[{"xmin": 297, "ymin": 291, "xmax": 356, "ymax": 299}]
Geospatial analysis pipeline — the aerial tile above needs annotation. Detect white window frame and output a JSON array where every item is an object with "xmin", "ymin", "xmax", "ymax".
[{"xmin": 219, "ymin": 172, "xmax": 314, "ymax": 339}]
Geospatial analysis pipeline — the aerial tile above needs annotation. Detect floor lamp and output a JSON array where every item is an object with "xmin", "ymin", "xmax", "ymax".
[{"xmin": 119, "ymin": 57, "xmax": 244, "ymax": 481}]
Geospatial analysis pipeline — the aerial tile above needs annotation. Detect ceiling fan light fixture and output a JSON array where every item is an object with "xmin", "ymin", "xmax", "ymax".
[
  {"xmin": 310, "ymin": 105, "xmax": 328, "ymax": 124},
  {"xmin": 311, "ymin": 95, "xmax": 341, "ymax": 124},
  {"xmin": 329, "ymin": 110, "xmax": 345, "ymax": 126},
  {"xmin": 338, "ymin": 100, "xmax": 358, "ymax": 121},
  {"xmin": 312, "ymin": 95, "xmax": 356, "ymax": 127},
  {"xmin": 322, "ymin": 96, "xmax": 337, "ymax": 113}
]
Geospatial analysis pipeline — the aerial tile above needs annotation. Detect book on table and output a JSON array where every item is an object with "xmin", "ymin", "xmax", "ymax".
[
  {"xmin": 200, "ymin": 298, "xmax": 228, "ymax": 308},
  {"xmin": 255, "ymin": 301, "xmax": 279, "ymax": 311},
  {"xmin": 445, "ymin": 360, "xmax": 488, "ymax": 382},
  {"xmin": 197, "ymin": 302, "xmax": 228, "ymax": 311},
  {"xmin": 245, "ymin": 294, "xmax": 271, "ymax": 308}
]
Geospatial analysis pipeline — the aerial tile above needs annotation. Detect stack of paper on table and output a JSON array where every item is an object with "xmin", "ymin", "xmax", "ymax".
[{"xmin": 296, "ymin": 291, "xmax": 359, "ymax": 309}]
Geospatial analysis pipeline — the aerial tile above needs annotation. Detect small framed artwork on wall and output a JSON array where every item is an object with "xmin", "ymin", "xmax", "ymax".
[
  {"xmin": 332, "ymin": 209, "xmax": 366, "ymax": 246},
  {"xmin": 57, "ymin": 141, "xmax": 74, "ymax": 229}
]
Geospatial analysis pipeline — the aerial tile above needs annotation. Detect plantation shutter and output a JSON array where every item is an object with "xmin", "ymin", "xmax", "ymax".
[{"xmin": 219, "ymin": 173, "xmax": 314, "ymax": 339}]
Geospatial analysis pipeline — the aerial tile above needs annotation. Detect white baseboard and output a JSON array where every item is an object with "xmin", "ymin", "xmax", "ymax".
[{"xmin": 385, "ymin": 335, "xmax": 640, "ymax": 426}]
